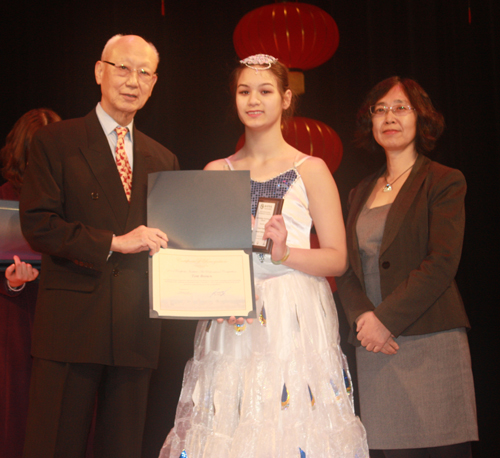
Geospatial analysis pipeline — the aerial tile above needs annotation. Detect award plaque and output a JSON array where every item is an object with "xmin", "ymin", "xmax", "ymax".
[{"xmin": 252, "ymin": 197, "xmax": 284, "ymax": 254}]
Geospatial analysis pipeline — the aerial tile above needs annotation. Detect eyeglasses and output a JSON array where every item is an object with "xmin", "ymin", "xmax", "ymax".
[
  {"xmin": 369, "ymin": 105, "xmax": 416, "ymax": 116},
  {"xmin": 102, "ymin": 61, "xmax": 156, "ymax": 83}
]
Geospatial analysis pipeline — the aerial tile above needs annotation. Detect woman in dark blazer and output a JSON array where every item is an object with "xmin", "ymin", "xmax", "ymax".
[{"xmin": 336, "ymin": 77, "xmax": 478, "ymax": 458}]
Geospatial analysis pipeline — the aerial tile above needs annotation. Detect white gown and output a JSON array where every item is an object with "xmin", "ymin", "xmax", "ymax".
[{"xmin": 160, "ymin": 158, "xmax": 368, "ymax": 458}]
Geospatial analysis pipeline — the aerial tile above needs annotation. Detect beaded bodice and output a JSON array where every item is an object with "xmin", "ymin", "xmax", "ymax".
[
  {"xmin": 250, "ymin": 170, "xmax": 298, "ymax": 215},
  {"xmin": 224, "ymin": 157, "xmax": 312, "ymax": 278}
]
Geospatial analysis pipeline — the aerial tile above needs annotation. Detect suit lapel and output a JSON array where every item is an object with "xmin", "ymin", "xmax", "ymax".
[
  {"xmin": 81, "ymin": 111, "xmax": 130, "ymax": 231},
  {"xmin": 380, "ymin": 154, "xmax": 429, "ymax": 256}
]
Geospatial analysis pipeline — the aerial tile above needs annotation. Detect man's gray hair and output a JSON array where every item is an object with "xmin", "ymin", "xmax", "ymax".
[{"xmin": 101, "ymin": 34, "xmax": 160, "ymax": 64}]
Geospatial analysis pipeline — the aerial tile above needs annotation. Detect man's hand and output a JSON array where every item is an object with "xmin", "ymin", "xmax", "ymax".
[
  {"xmin": 5, "ymin": 255, "xmax": 39, "ymax": 288},
  {"xmin": 110, "ymin": 225, "xmax": 168, "ymax": 256},
  {"xmin": 356, "ymin": 311, "xmax": 399, "ymax": 354}
]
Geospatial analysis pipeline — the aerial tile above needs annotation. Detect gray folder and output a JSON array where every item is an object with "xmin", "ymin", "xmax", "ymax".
[
  {"xmin": 147, "ymin": 170, "xmax": 252, "ymax": 249},
  {"xmin": 0, "ymin": 200, "xmax": 41, "ymax": 271}
]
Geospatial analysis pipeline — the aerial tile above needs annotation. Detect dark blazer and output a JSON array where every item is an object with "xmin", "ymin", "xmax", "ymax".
[
  {"xmin": 336, "ymin": 154, "xmax": 470, "ymax": 343},
  {"xmin": 20, "ymin": 109, "xmax": 180, "ymax": 368}
]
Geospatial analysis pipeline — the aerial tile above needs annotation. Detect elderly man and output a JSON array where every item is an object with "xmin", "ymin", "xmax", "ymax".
[{"xmin": 20, "ymin": 35, "xmax": 179, "ymax": 458}]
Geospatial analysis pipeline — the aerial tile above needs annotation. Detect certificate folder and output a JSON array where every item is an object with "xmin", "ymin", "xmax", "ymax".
[
  {"xmin": 0, "ymin": 200, "xmax": 41, "ymax": 272},
  {"xmin": 147, "ymin": 170, "xmax": 255, "ymax": 319}
]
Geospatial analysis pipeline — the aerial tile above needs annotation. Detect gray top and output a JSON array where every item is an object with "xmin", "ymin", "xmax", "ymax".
[{"xmin": 356, "ymin": 203, "xmax": 391, "ymax": 307}]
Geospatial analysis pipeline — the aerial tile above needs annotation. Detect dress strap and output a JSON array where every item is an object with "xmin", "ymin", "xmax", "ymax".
[
  {"xmin": 294, "ymin": 155, "xmax": 311, "ymax": 168},
  {"xmin": 224, "ymin": 157, "xmax": 235, "ymax": 170}
]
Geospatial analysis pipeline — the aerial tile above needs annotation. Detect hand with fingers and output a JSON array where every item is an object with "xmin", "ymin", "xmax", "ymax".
[
  {"xmin": 110, "ymin": 225, "xmax": 168, "ymax": 256},
  {"xmin": 263, "ymin": 215, "xmax": 289, "ymax": 263},
  {"xmin": 356, "ymin": 311, "xmax": 399, "ymax": 354},
  {"xmin": 5, "ymin": 255, "xmax": 39, "ymax": 289},
  {"xmin": 216, "ymin": 316, "xmax": 254, "ymax": 325},
  {"xmin": 380, "ymin": 336, "xmax": 399, "ymax": 355}
]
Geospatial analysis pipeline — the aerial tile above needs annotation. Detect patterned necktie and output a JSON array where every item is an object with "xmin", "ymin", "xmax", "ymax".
[{"xmin": 114, "ymin": 127, "xmax": 132, "ymax": 202}]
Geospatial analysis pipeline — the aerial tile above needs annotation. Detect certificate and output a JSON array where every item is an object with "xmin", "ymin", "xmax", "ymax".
[
  {"xmin": 147, "ymin": 170, "xmax": 256, "ymax": 319},
  {"xmin": 252, "ymin": 197, "xmax": 284, "ymax": 253},
  {"xmin": 150, "ymin": 248, "xmax": 254, "ymax": 318}
]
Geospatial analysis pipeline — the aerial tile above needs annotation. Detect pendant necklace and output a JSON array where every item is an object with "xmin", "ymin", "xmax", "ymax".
[{"xmin": 382, "ymin": 161, "xmax": 416, "ymax": 192}]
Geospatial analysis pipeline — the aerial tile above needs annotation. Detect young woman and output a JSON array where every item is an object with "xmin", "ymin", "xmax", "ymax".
[{"xmin": 160, "ymin": 55, "xmax": 368, "ymax": 458}]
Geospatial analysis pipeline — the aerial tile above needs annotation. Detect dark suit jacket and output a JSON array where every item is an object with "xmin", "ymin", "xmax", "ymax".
[
  {"xmin": 336, "ymin": 154, "xmax": 470, "ymax": 343},
  {"xmin": 20, "ymin": 109, "xmax": 180, "ymax": 368}
]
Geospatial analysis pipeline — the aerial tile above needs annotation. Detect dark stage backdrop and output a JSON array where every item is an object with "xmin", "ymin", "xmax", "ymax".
[{"xmin": 1, "ymin": 1, "xmax": 499, "ymax": 456}]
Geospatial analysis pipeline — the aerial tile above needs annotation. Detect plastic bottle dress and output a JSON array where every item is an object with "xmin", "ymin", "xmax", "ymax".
[{"xmin": 160, "ymin": 161, "xmax": 368, "ymax": 458}]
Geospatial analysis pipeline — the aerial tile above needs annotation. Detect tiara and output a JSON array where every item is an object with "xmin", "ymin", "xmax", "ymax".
[{"xmin": 240, "ymin": 54, "xmax": 278, "ymax": 71}]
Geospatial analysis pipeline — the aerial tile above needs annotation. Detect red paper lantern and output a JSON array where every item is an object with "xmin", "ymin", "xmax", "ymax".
[
  {"xmin": 235, "ymin": 117, "xmax": 343, "ymax": 174},
  {"xmin": 233, "ymin": 2, "xmax": 339, "ymax": 71}
]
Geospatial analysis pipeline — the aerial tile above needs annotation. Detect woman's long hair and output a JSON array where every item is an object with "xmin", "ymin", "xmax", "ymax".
[{"xmin": 1, "ymin": 108, "xmax": 61, "ymax": 192}]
